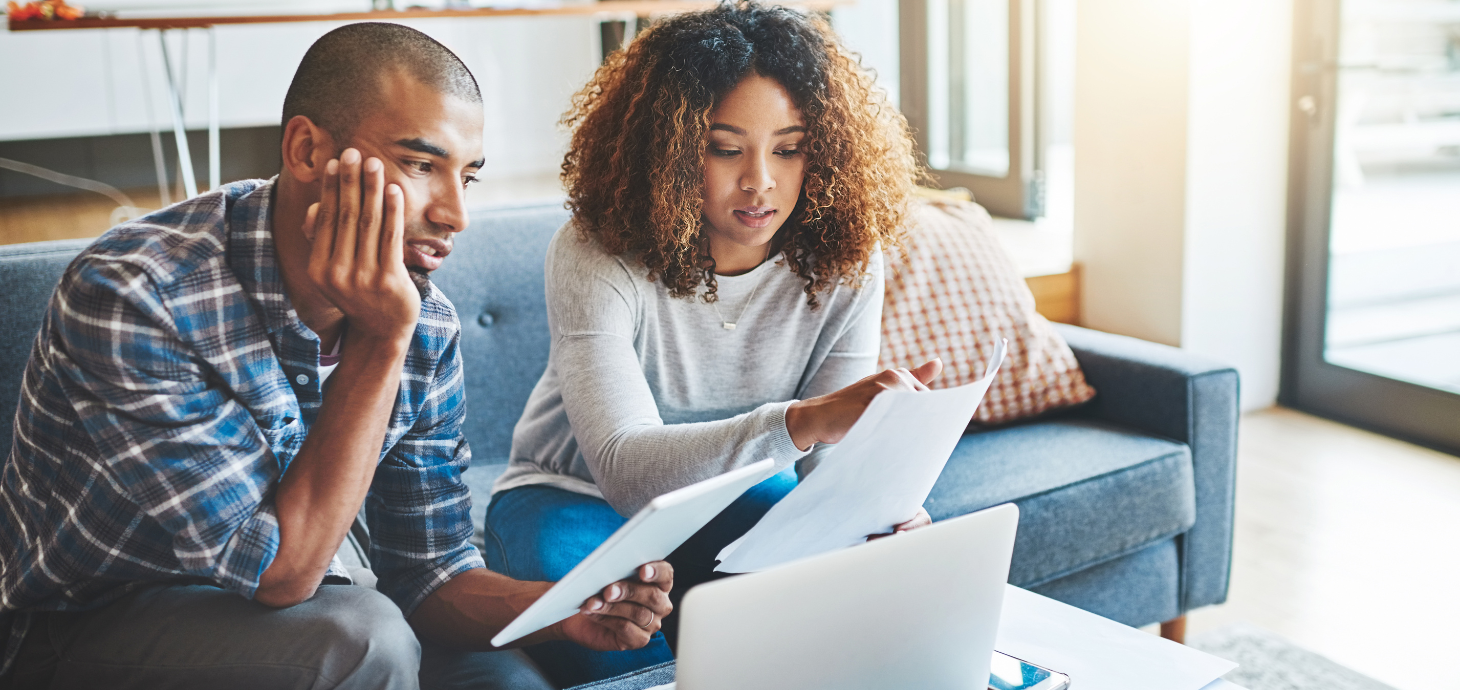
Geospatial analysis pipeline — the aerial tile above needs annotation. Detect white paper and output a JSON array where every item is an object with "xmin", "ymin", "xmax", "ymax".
[
  {"xmin": 996, "ymin": 585, "xmax": 1237, "ymax": 690},
  {"xmin": 715, "ymin": 340, "xmax": 1008, "ymax": 573}
]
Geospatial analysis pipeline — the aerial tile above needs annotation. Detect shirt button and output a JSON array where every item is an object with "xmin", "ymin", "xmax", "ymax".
[{"xmin": 295, "ymin": 374, "xmax": 309, "ymax": 385}]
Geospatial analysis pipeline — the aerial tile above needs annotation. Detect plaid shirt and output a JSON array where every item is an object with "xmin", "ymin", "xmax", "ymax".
[{"xmin": 0, "ymin": 178, "xmax": 484, "ymax": 674}]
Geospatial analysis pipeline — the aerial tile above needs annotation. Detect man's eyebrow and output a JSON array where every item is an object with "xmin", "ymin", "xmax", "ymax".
[
  {"xmin": 394, "ymin": 138, "xmax": 449, "ymax": 158},
  {"xmin": 395, "ymin": 138, "xmax": 483, "ymax": 168}
]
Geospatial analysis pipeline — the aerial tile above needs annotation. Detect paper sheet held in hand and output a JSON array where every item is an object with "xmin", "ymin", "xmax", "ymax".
[{"xmin": 715, "ymin": 339, "xmax": 1008, "ymax": 573}]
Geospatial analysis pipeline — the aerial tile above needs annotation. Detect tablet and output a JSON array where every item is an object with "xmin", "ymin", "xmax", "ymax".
[{"xmin": 489, "ymin": 458, "xmax": 780, "ymax": 647}]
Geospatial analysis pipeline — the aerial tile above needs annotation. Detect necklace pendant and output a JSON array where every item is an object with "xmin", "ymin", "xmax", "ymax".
[{"xmin": 722, "ymin": 322, "xmax": 737, "ymax": 330}]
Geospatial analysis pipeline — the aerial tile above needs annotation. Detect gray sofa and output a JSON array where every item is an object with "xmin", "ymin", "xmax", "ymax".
[{"xmin": 0, "ymin": 199, "xmax": 1237, "ymax": 681}]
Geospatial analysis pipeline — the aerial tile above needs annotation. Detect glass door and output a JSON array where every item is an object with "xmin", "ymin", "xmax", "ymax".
[{"xmin": 1284, "ymin": 0, "xmax": 1460, "ymax": 454}]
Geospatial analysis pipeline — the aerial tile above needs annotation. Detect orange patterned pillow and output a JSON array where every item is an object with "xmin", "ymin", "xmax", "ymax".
[{"xmin": 880, "ymin": 199, "xmax": 1096, "ymax": 425}]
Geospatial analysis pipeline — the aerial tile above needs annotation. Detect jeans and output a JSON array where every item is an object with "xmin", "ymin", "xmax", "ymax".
[
  {"xmin": 1, "ymin": 583, "xmax": 555, "ymax": 690},
  {"xmin": 482, "ymin": 469, "xmax": 797, "ymax": 688}
]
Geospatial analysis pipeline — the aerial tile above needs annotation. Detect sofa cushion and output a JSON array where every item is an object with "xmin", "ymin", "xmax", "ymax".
[
  {"xmin": 432, "ymin": 202, "xmax": 571, "ymax": 465},
  {"xmin": 925, "ymin": 419, "xmax": 1195, "ymax": 588},
  {"xmin": 880, "ymin": 200, "xmax": 1095, "ymax": 424},
  {"xmin": 0, "ymin": 239, "xmax": 92, "ymax": 455}
]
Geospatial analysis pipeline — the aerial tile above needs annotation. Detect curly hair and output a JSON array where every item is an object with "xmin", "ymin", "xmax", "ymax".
[{"xmin": 560, "ymin": 1, "xmax": 924, "ymax": 306}]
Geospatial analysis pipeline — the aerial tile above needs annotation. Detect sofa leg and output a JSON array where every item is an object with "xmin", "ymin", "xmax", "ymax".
[{"xmin": 1159, "ymin": 615, "xmax": 1187, "ymax": 644}]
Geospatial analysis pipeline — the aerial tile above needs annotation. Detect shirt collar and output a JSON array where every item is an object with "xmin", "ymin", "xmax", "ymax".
[{"xmin": 227, "ymin": 176, "xmax": 304, "ymax": 337}]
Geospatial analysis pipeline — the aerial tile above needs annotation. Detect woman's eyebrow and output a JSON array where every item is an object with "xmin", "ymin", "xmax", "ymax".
[{"xmin": 708, "ymin": 124, "xmax": 808, "ymax": 135}]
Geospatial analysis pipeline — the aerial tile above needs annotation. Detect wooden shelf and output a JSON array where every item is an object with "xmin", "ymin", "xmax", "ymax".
[{"xmin": 7, "ymin": 0, "xmax": 843, "ymax": 31}]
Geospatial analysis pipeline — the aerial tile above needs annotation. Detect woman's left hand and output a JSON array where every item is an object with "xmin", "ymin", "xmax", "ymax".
[{"xmin": 867, "ymin": 507, "xmax": 932, "ymax": 540}]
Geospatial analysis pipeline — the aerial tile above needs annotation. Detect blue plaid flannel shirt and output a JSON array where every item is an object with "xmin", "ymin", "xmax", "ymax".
[{"xmin": 0, "ymin": 178, "xmax": 484, "ymax": 675}]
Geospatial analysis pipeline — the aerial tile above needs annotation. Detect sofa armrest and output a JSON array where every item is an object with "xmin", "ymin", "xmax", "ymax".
[{"xmin": 1054, "ymin": 324, "xmax": 1239, "ymax": 613}]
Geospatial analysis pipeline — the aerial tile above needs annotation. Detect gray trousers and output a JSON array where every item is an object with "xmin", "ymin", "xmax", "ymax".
[{"xmin": 3, "ymin": 583, "xmax": 556, "ymax": 690}]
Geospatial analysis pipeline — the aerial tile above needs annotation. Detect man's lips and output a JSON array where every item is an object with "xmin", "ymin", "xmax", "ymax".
[
  {"xmin": 733, "ymin": 207, "xmax": 777, "ymax": 229},
  {"xmin": 406, "ymin": 239, "xmax": 451, "ymax": 272}
]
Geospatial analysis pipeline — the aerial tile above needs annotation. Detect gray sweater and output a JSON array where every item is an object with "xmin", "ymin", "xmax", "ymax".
[{"xmin": 492, "ymin": 222, "xmax": 884, "ymax": 515}]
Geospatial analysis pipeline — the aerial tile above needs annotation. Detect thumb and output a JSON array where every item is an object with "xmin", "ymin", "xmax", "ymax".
[{"xmin": 911, "ymin": 358, "xmax": 943, "ymax": 385}]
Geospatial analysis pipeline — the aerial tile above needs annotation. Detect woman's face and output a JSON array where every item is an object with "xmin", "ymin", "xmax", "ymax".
[{"xmin": 701, "ymin": 73, "xmax": 808, "ymax": 273}]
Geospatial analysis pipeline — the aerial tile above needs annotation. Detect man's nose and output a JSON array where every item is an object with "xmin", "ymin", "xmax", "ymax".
[{"xmin": 425, "ymin": 180, "xmax": 470, "ymax": 234}]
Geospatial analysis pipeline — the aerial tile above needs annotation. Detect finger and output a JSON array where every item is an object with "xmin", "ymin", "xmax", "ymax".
[
  {"xmin": 890, "ymin": 368, "xmax": 923, "ymax": 391},
  {"xmin": 594, "ymin": 615, "xmax": 652, "ymax": 650},
  {"xmin": 639, "ymin": 561, "xmax": 674, "ymax": 592},
  {"xmin": 304, "ymin": 202, "xmax": 327, "ymax": 266},
  {"xmin": 615, "ymin": 580, "xmax": 672, "ymax": 617},
  {"xmin": 895, "ymin": 511, "xmax": 932, "ymax": 532},
  {"xmin": 593, "ymin": 601, "xmax": 658, "ymax": 630},
  {"xmin": 911, "ymin": 358, "xmax": 944, "ymax": 386},
  {"xmin": 356, "ymin": 157, "xmax": 385, "ymax": 269},
  {"xmin": 334, "ymin": 148, "xmax": 362, "ymax": 265},
  {"xmin": 315, "ymin": 159, "xmax": 341, "ymax": 258},
  {"xmin": 381, "ymin": 183, "xmax": 405, "ymax": 270}
]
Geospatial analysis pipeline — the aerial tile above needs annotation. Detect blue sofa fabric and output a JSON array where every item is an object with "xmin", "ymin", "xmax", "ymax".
[
  {"xmin": 0, "ymin": 199, "xmax": 1237, "ymax": 643},
  {"xmin": 0, "ymin": 238, "xmax": 94, "ymax": 456},
  {"xmin": 929, "ymin": 419, "xmax": 1196, "ymax": 589},
  {"xmin": 1053, "ymin": 324, "xmax": 1239, "ymax": 615}
]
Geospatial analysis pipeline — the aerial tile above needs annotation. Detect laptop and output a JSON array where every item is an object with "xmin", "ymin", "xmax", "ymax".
[{"xmin": 670, "ymin": 502, "xmax": 1020, "ymax": 690}]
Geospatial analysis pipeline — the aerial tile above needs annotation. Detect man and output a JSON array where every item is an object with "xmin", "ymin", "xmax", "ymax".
[{"xmin": 0, "ymin": 23, "xmax": 671, "ymax": 690}]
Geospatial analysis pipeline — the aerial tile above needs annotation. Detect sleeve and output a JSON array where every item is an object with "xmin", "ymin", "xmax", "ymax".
[
  {"xmin": 366, "ymin": 322, "xmax": 485, "ymax": 616},
  {"xmin": 50, "ymin": 257, "xmax": 283, "ymax": 599},
  {"xmin": 546, "ymin": 230, "xmax": 809, "ymax": 515},
  {"xmin": 796, "ymin": 252, "xmax": 886, "ymax": 479}
]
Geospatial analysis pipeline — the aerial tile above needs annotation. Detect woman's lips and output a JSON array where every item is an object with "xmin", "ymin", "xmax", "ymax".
[
  {"xmin": 733, "ymin": 209, "xmax": 776, "ymax": 229},
  {"xmin": 406, "ymin": 243, "xmax": 444, "ymax": 272}
]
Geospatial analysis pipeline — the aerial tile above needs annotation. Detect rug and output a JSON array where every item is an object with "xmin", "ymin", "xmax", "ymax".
[{"xmin": 1189, "ymin": 624, "xmax": 1399, "ymax": 690}]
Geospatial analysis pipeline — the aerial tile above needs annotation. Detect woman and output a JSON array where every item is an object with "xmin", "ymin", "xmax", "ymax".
[{"xmin": 485, "ymin": 4, "xmax": 936, "ymax": 685}]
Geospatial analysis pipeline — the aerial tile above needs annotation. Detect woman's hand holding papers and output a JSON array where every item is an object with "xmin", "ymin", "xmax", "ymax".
[
  {"xmin": 557, "ymin": 562, "xmax": 675, "ymax": 651},
  {"xmin": 785, "ymin": 359, "xmax": 944, "ymax": 451},
  {"xmin": 868, "ymin": 507, "xmax": 933, "ymax": 540}
]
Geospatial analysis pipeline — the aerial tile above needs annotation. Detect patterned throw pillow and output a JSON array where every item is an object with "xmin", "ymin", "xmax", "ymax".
[{"xmin": 879, "ymin": 199, "xmax": 1096, "ymax": 425}]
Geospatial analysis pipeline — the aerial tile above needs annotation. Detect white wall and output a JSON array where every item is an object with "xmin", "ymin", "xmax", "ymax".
[
  {"xmin": 0, "ymin": 16, "xmax": 600, "ymax": 181},
  {"xmin": 1073, "ymin": 0, "xmax": 1293, "ymax": 411},
  {"xmin": 1182, "ymin": 0, "xmax": 1292, "ymax": 411},
  {"xmin": 1072, "ymin": 0, "xmax": 1191, "ymax": 348}
]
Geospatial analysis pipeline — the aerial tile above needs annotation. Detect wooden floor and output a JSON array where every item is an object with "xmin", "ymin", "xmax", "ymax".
[{"xmin": 1178, "ymin": 407, "xmax": 1460, "ymax": 690}]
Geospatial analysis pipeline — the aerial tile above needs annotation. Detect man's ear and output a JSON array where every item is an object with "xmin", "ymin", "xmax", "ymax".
[{"xmin": 281, "ymin": 115, "xmax": 336, "ymax": 184}]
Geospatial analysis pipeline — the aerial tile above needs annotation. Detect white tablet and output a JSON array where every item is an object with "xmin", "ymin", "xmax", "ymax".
[{"xmin": 489, "ymin": 458, "xmax": 780, "ymax": 647}]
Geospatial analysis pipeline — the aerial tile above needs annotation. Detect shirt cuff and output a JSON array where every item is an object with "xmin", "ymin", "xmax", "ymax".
[
  {"xmin": 214, "ymin": 501, "xmax": 281, "ymax": 599},
  {"xmin": 766, "ymin": 400, "xmax": 812, "ymax": 461},
  {"xmin": 390, "ymin": 546, "xmax": 487, "ymax": 619}
]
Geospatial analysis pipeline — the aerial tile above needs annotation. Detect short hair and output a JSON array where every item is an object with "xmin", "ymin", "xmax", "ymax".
[{"xmin": 282, "ymin": 22, "xmax": 481, "ymax": 140}]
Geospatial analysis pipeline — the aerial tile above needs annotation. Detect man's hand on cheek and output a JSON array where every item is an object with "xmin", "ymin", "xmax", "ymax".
[
  {"xmin": 555, "ymin": 562, "xmax": 674, "ymax": 652},
  {"xmin": 303, "ymin": 148, "xmax": 422, "ymax": 345}
]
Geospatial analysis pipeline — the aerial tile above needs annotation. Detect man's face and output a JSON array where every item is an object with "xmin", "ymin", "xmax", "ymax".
[{"xmin": 338, "ymin": 69, "xmax": 485, "ymax": 278}]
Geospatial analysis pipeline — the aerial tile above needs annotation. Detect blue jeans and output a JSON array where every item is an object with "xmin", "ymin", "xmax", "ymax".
[{"xmin": 483, "ymin": 469, "xmax": 797, "ymax": 688}]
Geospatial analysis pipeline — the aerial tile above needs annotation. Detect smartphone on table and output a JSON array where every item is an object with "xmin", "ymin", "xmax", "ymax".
[{"xmin": 990, "ymin": 650, "xmax": 1071, "ymax": 690}]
